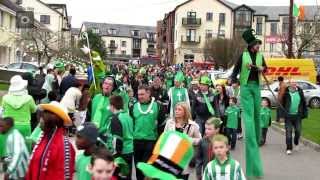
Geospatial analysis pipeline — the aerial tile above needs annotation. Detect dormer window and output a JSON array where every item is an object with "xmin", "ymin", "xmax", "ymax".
[
  {"xmin": 132, "ymin": 30, "xmax": 140, "ymax": 37},
  {"xmin": 108, "ymin": 28, "xmax": 117, "ymax": 35}
]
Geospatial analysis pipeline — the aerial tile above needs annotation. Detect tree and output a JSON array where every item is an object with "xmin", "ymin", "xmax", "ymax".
[
  {"xmin": 204, "ymin": 34, "xmax": 246, "ymax": 70},
  {"xmin": 282, "ymin": 17, "xmax": 320, "ymax": 58},
  {"xmin": 79, "ymin": 30, "xmax": 107, "ymax": 59}
]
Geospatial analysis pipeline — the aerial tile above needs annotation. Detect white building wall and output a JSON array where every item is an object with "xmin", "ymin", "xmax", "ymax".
[{"xmin": 102, "ymin": 36, "xmax": 133, "ymax": 56}]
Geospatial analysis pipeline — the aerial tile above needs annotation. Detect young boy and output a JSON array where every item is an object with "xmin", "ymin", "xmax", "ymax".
[
  {"xmin": 109, "ymin": 95, "xmax": 134, "ymax": 179},
  {"xmin": 196, "ymin": 117, "xmax": 222, "ymax": 180},
  {"xmin": 202, "ymin": 135, "xmax": 246, "ymax": 180},
  {"xmin": 75, "ymin": 122, "xmax": 99, "ymax": 180},
  {"xmin": 89, "ymin": 148, "xmax": 117, "ymax": 180},
  {"xmin": 260, "ymin": 99, "xmax": 272, "ymax": 146},
  {"xmin": 0, "ymin": 117, "xmax": 30, "ymax": 180},
  {"xmin": 225, "ymin": 97, "xmax": 241, "ymax": 150}
]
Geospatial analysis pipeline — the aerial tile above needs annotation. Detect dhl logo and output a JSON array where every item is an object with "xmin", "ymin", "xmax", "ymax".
[{"xmin": 265, "ymin": 67, "xmax": 302, "ymax": 76}]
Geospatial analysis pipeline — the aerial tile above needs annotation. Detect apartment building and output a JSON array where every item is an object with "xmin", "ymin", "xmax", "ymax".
[
  {"xmin": 0, "ymin": 0, "xmax": 21, "ymax": 64},
  {"xmin": 158, "ymin": 0, "xmax": 319, "ymax": 64},
  {"xmin": 80, "ymin": 22, "xmax": 157, "ymax": 61}
]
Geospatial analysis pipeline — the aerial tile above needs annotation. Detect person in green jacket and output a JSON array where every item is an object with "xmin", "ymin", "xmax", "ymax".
[
  {"xmin": 90, "ymin": 76, "xmax": 117, "ymax": 135},
  {"xmin": 109, "ymin": 95, "xmax": 134, "ymax": 179},
  {"xmin": 260, "ymin": 99, "xmax": 271, "ymax": 146},
  {"xmin": 225, "ymin": 97, "xmax": 241, "ymax": 150},
  {"xmin": 1, "ymin": 75, "xmax": 37, "ymax": 155},
  {"xmin": 130, "ymin": 85, "xmax": 165, "ymax": 180},
  {"xmin": 230, "ymin": 29, "xmax": 267, "ymax": 178}
]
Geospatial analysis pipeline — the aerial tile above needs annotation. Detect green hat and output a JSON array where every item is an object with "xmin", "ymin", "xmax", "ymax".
[
  {"xmin": 137, "ymin": 131, "xmax": 194, "ymax": 180},
  {"xmin": 139, "ymin": 67, "xmax": 146, "ymax": 75},
  {"xmin": 199, "ymin": 75, "xmax": 211, "ymax": 86},
  {"xmin": 242, "ymin": 29, "xmax": 262, "ymax": 46},
  {"xmin": 174, "ymin": 71, "xmax": 185, "ymax": 82},
  {"xmin": 54, "ymin": 61, "xmax": 65, "ymax": 71}
]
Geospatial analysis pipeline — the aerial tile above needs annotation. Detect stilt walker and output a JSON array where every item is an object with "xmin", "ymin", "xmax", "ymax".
[{"xmin": 230, "ymin": 29, "xmax": 266, "ymax": 177}]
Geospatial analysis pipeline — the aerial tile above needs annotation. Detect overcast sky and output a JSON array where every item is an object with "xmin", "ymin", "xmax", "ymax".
[{"xmin": 41, "ymin": 0, "xmax": 317, "ymax": 28}]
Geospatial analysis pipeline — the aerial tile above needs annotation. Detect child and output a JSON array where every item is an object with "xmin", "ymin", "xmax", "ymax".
[
  {"xmin": 0, "ymin": 117, "xmax": 30, "ymax": 180},
  {"xmin": 202, "ymin": 135, "xmax": 246, "ymax": 180},
  {"xmin": 196, "ymin": 117, "xmax": 222, "ymax": 180},
  {"xmin": 109, "ymin": 95, "xmax": 134, "ymax": 179},
  {"xmin": 89, "ymin": 148, "xmax": 117, "ymax": 180},
  {"xmin": 260, "ymin": 99, "xmax": 272, "ymax": 146},
  {"xmin": 75, "ymin": 122, "xmax": 99, "ymax": 180},
  {"xmin": 225, "ymin": 97, "xmax": 241, "ymax": 150}
]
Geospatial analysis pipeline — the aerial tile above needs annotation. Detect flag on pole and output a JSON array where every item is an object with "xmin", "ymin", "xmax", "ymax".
[{"xmin": 293, "ymin": 2, "xmax": 305, "ymax": 21}]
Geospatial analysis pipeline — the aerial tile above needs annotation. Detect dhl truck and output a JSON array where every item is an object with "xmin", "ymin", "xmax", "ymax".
[
  {"xmin": 264, "ymin": 58, "xmax": 317, "ymax": 83},
  {"xmin": 214, "ymin": 58, "xmax": 317, "ymax": 84}
]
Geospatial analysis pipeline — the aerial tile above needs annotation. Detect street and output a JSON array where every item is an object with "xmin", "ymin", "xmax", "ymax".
[{"xmin": 230, "ymin": 127, "xmax": 320, "ymax": 180}]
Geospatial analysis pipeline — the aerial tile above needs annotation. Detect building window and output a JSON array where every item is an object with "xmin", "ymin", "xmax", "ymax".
[
  {"xmin": 270, "ymin": 43, "xmax": 275, "ymax": 52},
  {"xmin": 110, "ymin": 40, "xmax": 115, "ymax": 46},
  {"xmin": 184, "ymin": 54, "xmax": 194, "ymax": 63},
  {"xmin": 256, "ymin": 17, "xmax": 263, "ymax": 35},
  {"xmin": 186, "ymin": 29, "xmax": 196, "ymax": 41},
  {"xmin": 92, "ymin": 28, "xmax": 100, "ymax": 34},
  {"xmin": 235, "ymin": 8, "xmax": 252, "ymax": 27},
  {"xmin": 219, "ymin": 13, "xmax": 225, "ymax": 26},
  {"xmin": 121, "ymin": 41, "xmax": 126, "ymax": 47},
  {"xmin": 206, "ymin": 12, "xmax": 213, "ymax": 21},
  {"xmin": 110, "ymin": 50, "xmax": 115, "ymax": 55},
  {"xmin": 16, "ymin": 0, "xmax": 23, "ymax": 5},
  {"xmin": 187, "ymin": 11, "xmax": 196, "ymax": 18},
  {"xmin": 132, "ymin": 30, "xmax": 140, "ymax": 37},
  {"xmin": 108, "ymin": 28, "xmax": 117, "ymax": 35},
  {"xmin": 121, "ymin": 50, "xmax": 126, "ymax": 55},
  {"xmin": 0, "ymin": 11, "xmax": 3, "ymax": 27},
  {"xmin": 270, "ymin": 23, "xmax": 278, "ymax": 35},
  {"xmin": 282, "ymin": 17, "xmax": 289, "ymax": 35},
  {"xmin": 133, "ymin": 39, "xmax": 141, "ymax": 49},
  {"xmin": 206, "ymin": 30, "xmax": 213, "ymax": 39},
  {"xmin": 218, "ymin": 29, "xmax": 225, "ymax": 38},
  {"xmin": 40, "ymin": 15, "xmax": 50, "ymax": 24},
  {"xmin": 147, "ymin": 32, "xmax": 155, "ymax": 42}
]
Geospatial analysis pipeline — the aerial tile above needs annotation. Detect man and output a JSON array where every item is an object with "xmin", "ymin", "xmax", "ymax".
[
  {"xmin": 168, "ymin": 71, "xmax": 190, "ymax": 117},
  {"xmin": 151, "ymin": 76, "xmax": 169, "ymax": 122},
  {"xmin": 60, "ymin": 68, "xmax": 77, "ymax": 97},
  {"xmin": 230, "ymin": 29, "xmax": 266, "ymax": 178},
  {"xmin": 192, "ymin": 76, "xmax": 215, "ymax": 135},
  {"xmin": 282, "ymin": 80, "xmax": 308, "ymax": 155},
  {"xmin": 277, "ymin": 76, "xmax": 287, "ymax": 123},
  {"xmin": 90, "ymin": 76, "xmax": 117, "ymax": 135},
  {"xmin": 130, "ymin": 85, "xmax": 165, "ymax": 180}
]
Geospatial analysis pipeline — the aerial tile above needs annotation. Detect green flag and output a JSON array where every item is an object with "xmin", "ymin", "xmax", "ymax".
[{"xmin": 293, "ymin": 3, "xmax": 299, "ymax": 17}]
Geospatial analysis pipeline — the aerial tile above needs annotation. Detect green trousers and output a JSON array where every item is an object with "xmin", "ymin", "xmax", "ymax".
[{"xmin": 240, "ymin": 81, "xmax": 264, "ymax": 177}]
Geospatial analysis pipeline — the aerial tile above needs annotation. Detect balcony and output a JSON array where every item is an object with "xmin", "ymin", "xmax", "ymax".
[
  {"xmin": 182, "ymin": 18, "xmax": 201, "ymax": 27},
  {"xmin": 181, "ymin": 36, "xmax": 201, "ymax": 44},
  {"xmin": 147, "ymin": 38, "xmax": 156, "ymax": 43},
  {"xmin": 108, "ymin": 43, "xmax": 118, "ymax": 49},
  {"xmin": 147, "ymin": 47, "xmax": 156, "ymax": 54}
]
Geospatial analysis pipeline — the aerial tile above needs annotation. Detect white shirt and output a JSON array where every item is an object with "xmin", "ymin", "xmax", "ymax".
[{"xmin": 60, "ymin": 87, "xmax": 82, "ymax": 113}]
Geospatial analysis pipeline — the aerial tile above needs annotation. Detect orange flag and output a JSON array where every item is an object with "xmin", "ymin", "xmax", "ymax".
[{"xmin": 299, "ymin": 5, "xmax": 305, "ymax": 20}]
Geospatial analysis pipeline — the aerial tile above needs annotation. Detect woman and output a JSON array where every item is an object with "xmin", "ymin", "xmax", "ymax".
[
  {"xmin": 1, "ymin": 75, "xmax": 37, "ymax": 154},
  {"xmin": 164, "ymin": 102, "xmax": 201, "ymax": 180},
  {"xmin": 26, "ymin": 101, "xmax": 75, "ymax": 180},
  {"xmin": 214, "ymin": 84, "xmax": 230, "ymax": 134}
]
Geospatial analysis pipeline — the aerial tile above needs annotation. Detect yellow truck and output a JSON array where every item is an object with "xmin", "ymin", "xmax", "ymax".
[
  {"xmin": 264, "ymin": 58, "xmax": 317, "ymax": 83},
  {"xmin": 214, "ymin": 58, "xmax": 317, "ymax": 84}
]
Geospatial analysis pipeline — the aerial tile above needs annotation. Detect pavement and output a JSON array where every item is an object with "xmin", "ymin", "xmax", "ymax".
[{"xmin": 229, "ymin": 128, "xmax": 320, "ymax": 180}]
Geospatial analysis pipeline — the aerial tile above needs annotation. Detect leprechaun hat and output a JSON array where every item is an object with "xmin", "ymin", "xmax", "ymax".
[
  {"xmin": 137, "ymin": 131, "xmax": 194, "ymax": 180},
  {"xmin": 242, "ymin": 29, "xmax": 262, "ymax": 46}
]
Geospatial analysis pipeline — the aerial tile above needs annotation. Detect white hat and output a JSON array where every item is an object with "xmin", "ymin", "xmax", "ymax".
[{"xmin": 8, "ymin": 75, "xmax": 28, "ymax": 94}]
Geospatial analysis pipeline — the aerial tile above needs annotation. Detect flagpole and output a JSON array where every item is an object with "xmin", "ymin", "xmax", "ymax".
[
  {"xmin": 288, "ymin": 0, "xmax": 294, "ymax": 58},
  {"xmin": 82, "ymin": 32, "xmax": 97, "ymax": 89}
]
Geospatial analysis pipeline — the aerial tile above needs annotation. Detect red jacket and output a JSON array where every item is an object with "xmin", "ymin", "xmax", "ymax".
[{"xmin": 26, "ymin": 128, "xmax": 75, "ymax": 180}]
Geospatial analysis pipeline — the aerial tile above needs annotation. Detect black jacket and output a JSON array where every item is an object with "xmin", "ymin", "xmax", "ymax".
[
  {"xmin": 213, "ymin": 94, "xmax": 230, "ymax": 117},
  {"xmin": 282, "ymin": 87, "xmax": 308, "ymax": 119},
  {"xmin": 192, "ymin": 92, "xmax": 215, "ymax": 120}
]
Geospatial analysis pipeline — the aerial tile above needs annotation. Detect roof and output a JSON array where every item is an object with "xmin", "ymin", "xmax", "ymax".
[
  {"xmin": 82, "ymin": 22, "xmax": 156, "ymax": 38},
  {"xmin": 35, "ymin": 0, "xmax": 64, "ymax": 16},
  {"xmin": 175, "ymin": 0, "xmax": 237, "ymax": 11},
  {"xmin": 1, "ymin": 0, "xmax": 23, "ymax": 12},
  {"xmin": 252, "ymin": 6, "xmax": 319, "ymax": 21}
]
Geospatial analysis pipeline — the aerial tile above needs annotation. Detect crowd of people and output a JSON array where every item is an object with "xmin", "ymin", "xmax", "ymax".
[{"xmin": 0, "ymin": 29, "xmax": 309, "ymax": 180}]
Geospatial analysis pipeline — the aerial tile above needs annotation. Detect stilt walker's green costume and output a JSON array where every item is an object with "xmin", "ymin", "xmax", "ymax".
[{"xmin": 230, "ymin": 29, "xmax": 266, "ymax": 177}]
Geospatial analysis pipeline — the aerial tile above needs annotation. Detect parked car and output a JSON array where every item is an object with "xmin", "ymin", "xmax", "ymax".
[
  {"xmin": 261, "ymin": 80, "xmax": 320, "ymax": 109},
  {"xmin": 0, "ymin": 62, "xmax": 40, "ymax": 83}
]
